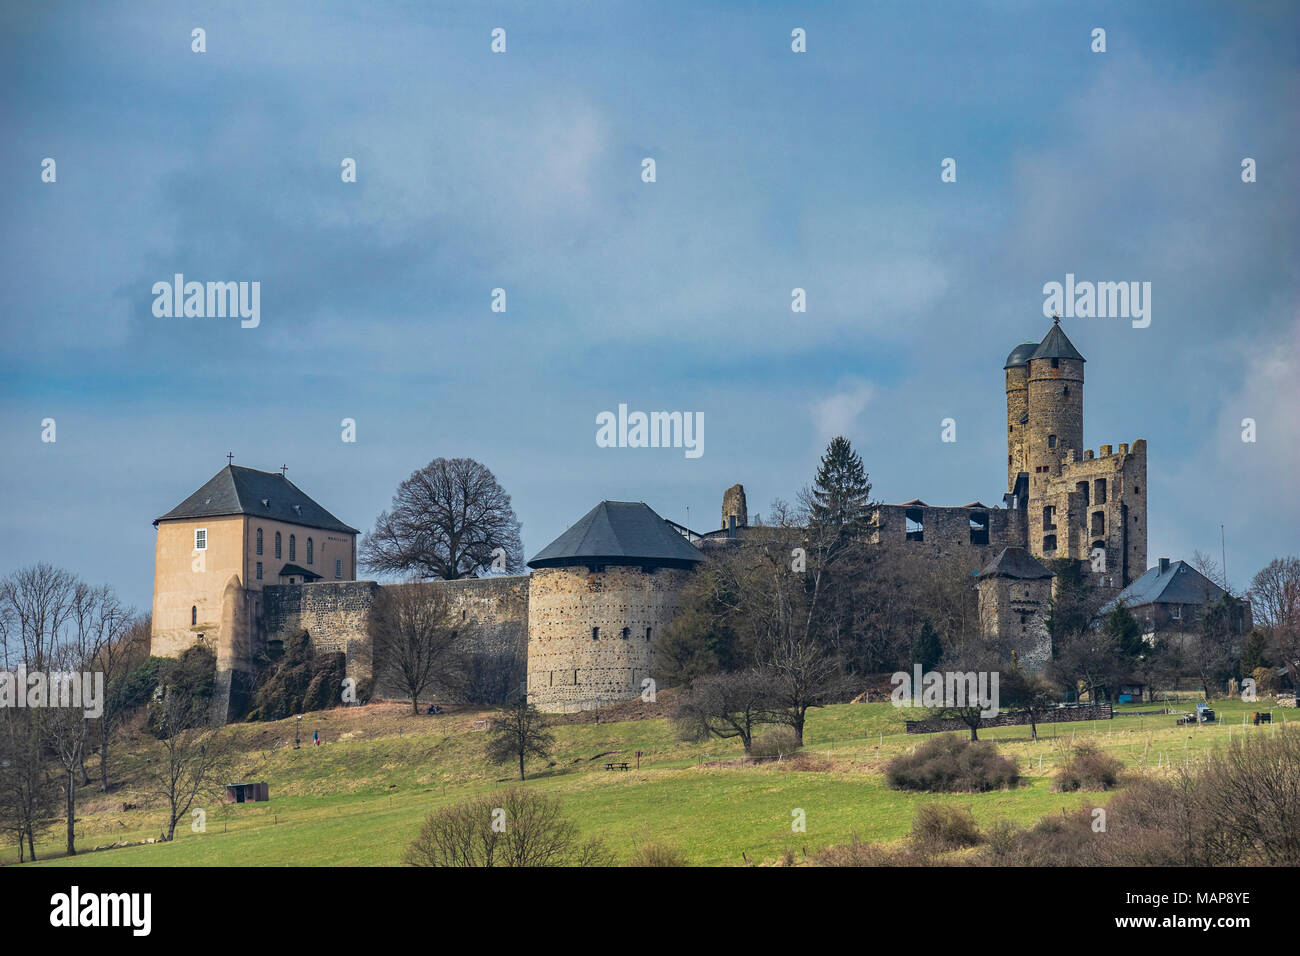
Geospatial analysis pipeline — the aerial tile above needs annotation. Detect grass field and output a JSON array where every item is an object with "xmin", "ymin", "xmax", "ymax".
[{"xmin": 12, "ymin": 695, "xmax": 1291, "ymax": 867}]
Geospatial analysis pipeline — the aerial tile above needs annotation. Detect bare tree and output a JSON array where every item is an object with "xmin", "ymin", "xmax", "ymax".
[
  {"xmin": 1250, "ymin": 556, "xmax": 1300, "ymax": 682},
  {"xmin": 93, "ymin": 615, "xmax": 151, "ymax": 792},
  {"xmin": 361, "ymin": 458, "xmax": 524, "ymax": 580},
  {"xmin": 485, "ymin": 693, "xmax": 555, "ymax": 780},
  {"xmin": 369, "ymin": 583, "xmax": 466, "ymax": 714},
  {"xmin": 0, "ymin": 566, "xmax": 132, "ymax": 856},
  {"xmin": 135, "ymin": 686, "xmax": 233, "ymax": 842},
  {"xmin": 673, "ymin": 670, "xmax": 774, "ymax": 754},
  {"xmin": 0, "ymin": 709, "xmax": 58, "ymax": 862}
]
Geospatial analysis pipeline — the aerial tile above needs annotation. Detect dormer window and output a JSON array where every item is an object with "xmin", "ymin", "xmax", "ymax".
[{"xmin": 194, "ymin": 528, "xmax": 207, "ymax": 551}]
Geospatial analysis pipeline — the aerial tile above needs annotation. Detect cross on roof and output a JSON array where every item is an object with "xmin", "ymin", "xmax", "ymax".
[
  {"xmin": 280, "ymin": 464, "xmax": 288, "ymax": 476},
  {"xmin": 227, "ymin": 452, "xmax": 234, "ymax": 465}
]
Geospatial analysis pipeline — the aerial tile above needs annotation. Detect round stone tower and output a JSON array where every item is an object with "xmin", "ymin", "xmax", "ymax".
[
  {"xmin": 1004, "ymin": 341, "xmax": 1037, "ymax": 491},
  {"xmin": 721, "ymin": 483, "xmax": 748, "ymax": 531},
  {"xmin": 1025, "ymin": 318, "xmax": 1085, "ymax": 481},
  {"xmin": 525, "ymin": 500, "xmax": 703, "ymax": 713}
]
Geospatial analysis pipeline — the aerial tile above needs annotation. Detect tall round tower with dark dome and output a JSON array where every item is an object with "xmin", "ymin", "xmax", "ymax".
[{"xmin": 1004, "ymin": 340, "xmax": 1038, "ymax": 491}]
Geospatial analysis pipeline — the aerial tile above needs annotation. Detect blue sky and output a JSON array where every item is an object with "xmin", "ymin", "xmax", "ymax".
[{"xmin": 2, "ymin": 0, "xmax": 1297, "ymax": 613}]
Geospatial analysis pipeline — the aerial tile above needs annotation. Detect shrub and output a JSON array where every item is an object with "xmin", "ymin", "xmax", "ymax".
[
  {"xmin": 1053, "ymin": 743, "xmax": 1124, "ymax": 792},
  {"xmin": 886, "ymin": 734, "xmax": 1019, "ymax": 792},
  {"xmin": 246, "ymin": 632, "xmax": 346, "ymax": 721},
  {"xmin": 404, "ymin": 789, "xmax": 613, "ymax": 867},
  {"xmin": 627, "ymin": 842, "xmax": 687, "ymax": 867},
  {"xmin": 750, "ymin": 728, "xmax": 801, "ymax": 759},
  {"xmin": 911, "ymin": 804, "xmax": 983, "ymax": 851},
  {"xmin": 813, "ymin": 835, "xmax": 934, "ymax": 867}
]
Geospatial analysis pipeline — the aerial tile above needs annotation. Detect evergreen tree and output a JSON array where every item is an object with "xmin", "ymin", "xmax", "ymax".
[
  {"xmin": 1105, "ymin": 601, "xmax": 1144, "ymax": 659},
  {"xmin": 911, "ymin": 621, "xmax": 943, "ymax": 672},
  {"xmin": 807, "ymin": 436, "xmax": 874, "ymax": 546}
]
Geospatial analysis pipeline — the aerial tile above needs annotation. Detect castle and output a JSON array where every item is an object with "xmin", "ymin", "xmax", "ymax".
[{"xmin": 150, "ymin": 320, "xmax": 1147, "ymax": 716}]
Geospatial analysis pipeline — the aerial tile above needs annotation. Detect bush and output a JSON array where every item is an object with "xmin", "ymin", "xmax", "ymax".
[
  {"xmin": 147, "ymin": 645, "xmax": 216, "ymax": 737},
  {"xmin": 1053, "ymin": 743, "xmax": 1124, "ymax": 792},
  {"xmin": 911, "ymin": 804, "xmax": 983, "ymax": 851},
  {"xmin": 750, "ymin": 728, "xmax": 801, "ymax": 759},
  {"xmin": 404, "ymin": 789, "xmax": 613, "ymax": 867},
  {"xmin": 627, "ymin": 842, "xmax": 687, "ymax": 867},
  {"xmin": 246, "ymin": 632, "xmax": 346, "ymax": 721},
  {"xmin": 814, "ymin": 836, "xmax": 934, "ymax": 867},
  {"xmin": 886, "ymin": 735, "xmax": 1019, "ymax": 792}
]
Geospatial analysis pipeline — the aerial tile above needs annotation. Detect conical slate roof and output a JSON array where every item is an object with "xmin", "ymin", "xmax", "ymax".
[
  {"xmin": 154, "ymin": 465, "xmax": 359, "ymax": 534},
  {"xmin": 527, "ymin": 501, "xmax": 703, "ymax": 569},
  {"xmin": 976, "ymin": 547, "xmax": 1054, "ymax": 580},
  {"xmin": 1029, "ymin": 319, "xmax": 1086, "ymax": 364}
]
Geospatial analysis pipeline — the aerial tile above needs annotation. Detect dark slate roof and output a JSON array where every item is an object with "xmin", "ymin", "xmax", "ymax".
[
  {"xmin": 154, "ymin": 465, "xmax": 359, "ymax": 534},
  {"xmin": 277, "ymin": 563, "xmax": 322, "ymax": 580},
  {"xmin": 527, "ymin": 501, "xmax": 704, "ymax": 568},
  {"xmin": 1029, "ymin": 319, "xmax": 1086, "ymax": 364},
  {"xmin": 976, "ymin": 547, "xmax": 1055, "ymax": 580},
  {"xmin": 1004, "ymin": 342, "xmax": 1039, "ymax": 369},
  {"xmin": 1100, "ymin": 561, "xmax": 1225, "ymax": 613}
]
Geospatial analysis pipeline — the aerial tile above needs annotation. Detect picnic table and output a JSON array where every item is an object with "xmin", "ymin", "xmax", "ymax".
[{"xmin": 602, "ymin": 762, "xmax": 630, "ymax": 771}]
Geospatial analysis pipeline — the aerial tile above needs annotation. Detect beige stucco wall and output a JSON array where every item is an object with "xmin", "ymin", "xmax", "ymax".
[
  {"xmin": 151, "ymin": 515, "xmax": 245, "ymax": 658},
  {"xmin": 151, "ymin": 513, "xmax": 356, "ymax": 659},
  {"xmin": 239, "ymin": 516, "xmax": 356, "ymax": 588}
]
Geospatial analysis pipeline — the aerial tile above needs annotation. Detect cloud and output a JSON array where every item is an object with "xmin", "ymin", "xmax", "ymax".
[{"xmin": 811, "ymin": 380, "xmax": 875, "ymax": 442}]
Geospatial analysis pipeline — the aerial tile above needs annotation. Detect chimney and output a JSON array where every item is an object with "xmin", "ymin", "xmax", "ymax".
[{"xmin": 1159, "ymin": 557, "xmax": 1170, "ymax": 574}]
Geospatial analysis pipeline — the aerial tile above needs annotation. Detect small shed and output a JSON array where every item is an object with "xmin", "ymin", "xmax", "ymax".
[{"xmin": 225, "ymin": 781, "xmax": 269, "ymax": 804}]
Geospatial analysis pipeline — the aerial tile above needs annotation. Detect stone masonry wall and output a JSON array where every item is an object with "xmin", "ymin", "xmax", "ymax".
[
  {"xmin": 526, "ymin": 565, "xmax": 693, "ymax": 713},
  {"xmin": 905, "ymin": 702, "xmax": 1113, "ymax": 734},
  {"xmin": 873, "ymin": 504, "xmax": 1024, "ymax": 574},
  {"xmin": 261, "ymin": 576, "xmax": 529, "ymax": 701}
]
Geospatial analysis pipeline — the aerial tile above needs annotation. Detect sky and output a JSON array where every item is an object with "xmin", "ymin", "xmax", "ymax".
[{"xmin": 2, "ymin": 0, "xmax": 1297, "ymax": 614}]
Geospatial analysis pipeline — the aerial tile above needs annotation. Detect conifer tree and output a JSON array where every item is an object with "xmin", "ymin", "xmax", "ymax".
[{"xmin": 807, "ymin": 436, "xmax": 874, "ymax": 547}]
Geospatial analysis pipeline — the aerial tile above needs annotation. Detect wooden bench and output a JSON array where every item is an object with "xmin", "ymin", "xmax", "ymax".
[{"xmin": 602, "ymin": 762, "xmax": 630, "ymax": 771}]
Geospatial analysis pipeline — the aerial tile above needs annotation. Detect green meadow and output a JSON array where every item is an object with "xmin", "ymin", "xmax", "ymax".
[{"xmin": 14, "ymin": 695, "xmax": 1290, "ymax": 867}]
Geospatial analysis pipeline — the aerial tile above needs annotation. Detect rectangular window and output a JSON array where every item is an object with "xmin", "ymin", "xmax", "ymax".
[
  {"xmin": 592, "ymin": 627, "xmax": 599, "ymax": 641},
  {"xmin": 256, "ymin": 561, "xmax": 263, "ymax": 580},
  {"xmin": 335, "ymin": 558, "xmax": 343, "ymax": 579},
  {"xmin": 194, "ymin": 528, "xmax": 207, "ymax": 550}
]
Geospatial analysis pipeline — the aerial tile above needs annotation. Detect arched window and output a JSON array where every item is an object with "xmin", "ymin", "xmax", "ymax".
[
  {"xmin": 306, "ymin": 537, "xmax": 313, "ymax": 564},
  {"xmin": 289, "ymin": 534, "xmax": 296, "ymax": 561},
  {"xmin": 275, "ymin": 532, "xmax": 282, "ymax": 558},
  {"xmin": 191, "ymin": 606, "xmax": 197, "ymax": 626},
  {"xmin": 256, "ymin": 528, "xmax": 263, "ymax": 555}
]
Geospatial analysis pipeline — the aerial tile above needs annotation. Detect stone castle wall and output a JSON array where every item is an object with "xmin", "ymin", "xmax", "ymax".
[
  {"xmin": 526, "ymin": 565, "xmax": 693, "ymax": 712},
  {"xmin": 872, "ymin": 504, "xmax": 1024, "ymax": 573},
  {"xmin": 260, "ymin": 576, "xmax": 529, "ymax": 698}
]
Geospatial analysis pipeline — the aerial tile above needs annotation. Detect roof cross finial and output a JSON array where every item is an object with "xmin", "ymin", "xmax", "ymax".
[
  {"xmin": 1052, "ymin": 312, "xmax": 1061, "ymax": 324},
  {"xmin": 280, "ymin": 464, "xmax": 288, "ymax": 477},
  {"xmin": 227, "ymin": 452, "xmax": 234, "ymax": 465}
]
